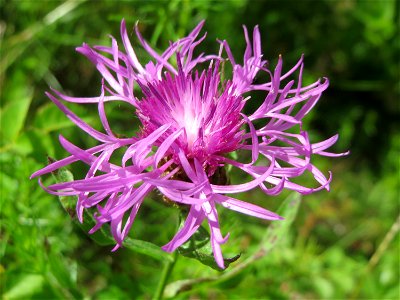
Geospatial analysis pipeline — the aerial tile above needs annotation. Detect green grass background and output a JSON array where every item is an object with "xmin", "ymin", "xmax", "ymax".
[{"xmin": 1, "ymin": 0, "xmax": 399, "ymax": 299}]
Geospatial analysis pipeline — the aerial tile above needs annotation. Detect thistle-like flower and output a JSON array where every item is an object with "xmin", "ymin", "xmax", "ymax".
[{"xmin": 32, "ymin": 20, "xmax": 347, "ymax": 268}]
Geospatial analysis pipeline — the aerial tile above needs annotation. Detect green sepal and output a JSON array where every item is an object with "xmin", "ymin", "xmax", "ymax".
[{"xmin": 177, "ymin": 216, "xmax": 240, "ymax": 271}]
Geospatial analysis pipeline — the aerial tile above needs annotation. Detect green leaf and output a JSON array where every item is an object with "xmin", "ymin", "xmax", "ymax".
[
  {"xmin": 53, "ymin": 166, "xmax": 172, "ymax": 262},
  {"xmin": 177, "ymin": 219, "xmax": 240, "ymax": 271},
  {"xmin": 46, "ymin": 253, "xmax": 83, "ymax": 299},
  {"xmin": 33, "ymin": 103, "xmax": 76, "ymax": 133},
  {"xmin": 261, "ymin": 193, "xmax": 301, "ymax": 251},
  {"xmin": 123, "ymin": 237, "xmax": 174, "ymax": 262},
  {"xmin": 13, "ymin": 128, "xmax": 56, "ymax": 157},
  {"xmin": 0, "ymin": 74, "xmax": 32, "ymax": 144},
  {"xmin": 3, "ymin": 274, "xmax": 44, "ymax": 299}
]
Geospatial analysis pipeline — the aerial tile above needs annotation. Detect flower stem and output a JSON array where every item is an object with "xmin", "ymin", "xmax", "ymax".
[{"xmin": 152, "ymin": 251, "xmax": 178, "ymax": 300}]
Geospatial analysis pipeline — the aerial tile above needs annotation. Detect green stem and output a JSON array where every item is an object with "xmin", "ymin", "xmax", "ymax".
[
  {"xmin": 367, "ymin": 214, "xmax": 400, "ymax": 270},
  {"xmin": 350, "ymin": 214, "xmax": 400, "ymax": 299},
  {"xmin": 152, "ymin": 251, "xmax": 178, "ymax": 300}
]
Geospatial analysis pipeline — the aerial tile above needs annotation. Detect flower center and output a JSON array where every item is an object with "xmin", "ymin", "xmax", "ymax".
[
  {"xmin": 137, "ymin": 65, "xmax": 245, "ymax": 161},
  {"xmin": 169, "ymin": 91, "xmax": 201, "ymax": 148}
]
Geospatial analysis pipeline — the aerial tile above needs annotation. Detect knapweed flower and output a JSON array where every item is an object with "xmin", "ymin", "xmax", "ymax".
[{"xmin": 31, "ymin": 20, "xmax": 347, "ymax": 269}]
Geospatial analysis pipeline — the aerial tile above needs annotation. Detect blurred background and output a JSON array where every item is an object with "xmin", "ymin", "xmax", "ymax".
[{"xmin": 1, "ymin": 0, "xmax": 399, "ymax": 299}]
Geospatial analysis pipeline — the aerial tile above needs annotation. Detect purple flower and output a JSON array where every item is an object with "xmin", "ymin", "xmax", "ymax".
[{"xmin": 32, "ymin": 20, "xmax": 347, "ymax": 269}]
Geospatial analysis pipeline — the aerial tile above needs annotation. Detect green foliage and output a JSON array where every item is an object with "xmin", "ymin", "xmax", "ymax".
[
  {"xmin": 1, "ymin": 0, "xmax": 398, "ymax": 299},
  {"xmin": 177, "ymin": 221, "xmax": 240, "ymax": 271},
  {"xmin": 164, "ymin": 193, "xmax": 302, "ymax": 298},
  {"xmin": 54, "ymin": 167, "xmax": 174, "ymax": 262}
]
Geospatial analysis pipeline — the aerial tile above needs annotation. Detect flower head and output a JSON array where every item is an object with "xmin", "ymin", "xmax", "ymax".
[{"xmin": 32, "ymin": 20, "xmax": 347, "ymax": 268}]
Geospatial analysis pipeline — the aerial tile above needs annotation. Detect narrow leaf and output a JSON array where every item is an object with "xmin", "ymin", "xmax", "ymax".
[
  {"xmin": 123, "ymin": 238, "xmax": 173, "ymax": 262},
  {"xmin": 0, "ymin": 78, "xmax": 32, "ymax": 144},
  {"xmin": 261, "ymin": 193, "xmax": 301, "ymax": 251},
  {"xmin": 3, "ymin": 274, "xmax": 44, "ymax": 299}
]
